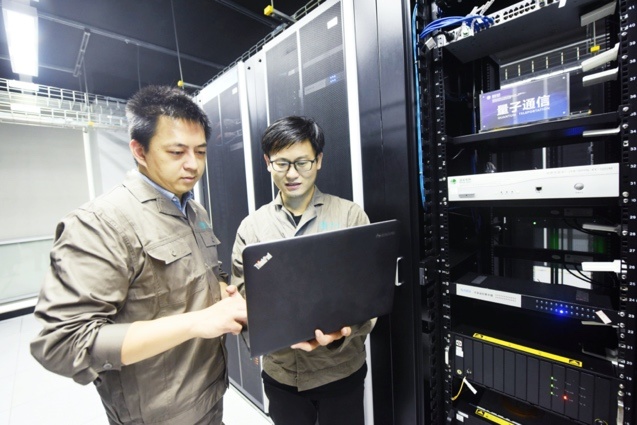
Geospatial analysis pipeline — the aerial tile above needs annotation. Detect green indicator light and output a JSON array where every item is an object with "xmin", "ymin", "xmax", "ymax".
[{"xmin": 549, "ymin": 231, "xmax": 560, "ymax": 250}]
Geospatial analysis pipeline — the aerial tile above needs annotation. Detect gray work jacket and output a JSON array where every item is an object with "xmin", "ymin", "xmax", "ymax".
[
  {"xmin": 231, "ymin": 187, "xmax": 373, "ymax": 391},
  {"xmin": 31, "ymin": 172, "xmax": 228, "ymax": 425}
]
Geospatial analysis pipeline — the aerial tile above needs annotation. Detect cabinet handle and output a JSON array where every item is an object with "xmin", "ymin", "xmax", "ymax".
[
  {"xmin": 582, "ymin": 126, "xmax": 621, "ymax": 137},
  {"xmin": 395, "ymin": 256, "xmax": 404, "ymax": 287},
  {"xmin": 582, "ymin": 67, "xmax": 618, "ymax": 87}
]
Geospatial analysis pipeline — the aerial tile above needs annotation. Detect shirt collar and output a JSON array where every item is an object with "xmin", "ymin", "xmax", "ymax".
[
  {"xmin": 274, "ymin": 186, "xmax": 325, "ymax": 210},
  {"xmin": 132, "ymin": 169, "xmax": 194, "ymax": 215}
]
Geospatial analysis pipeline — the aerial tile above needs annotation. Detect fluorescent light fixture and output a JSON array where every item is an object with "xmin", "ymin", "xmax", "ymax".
[
  {"xmin": 10, "ymin": 103, "xmax": 41, "ymax": 114},
  {"xmin": 2, "ymin": 0, "xmax": 39, "ymax": 76}
]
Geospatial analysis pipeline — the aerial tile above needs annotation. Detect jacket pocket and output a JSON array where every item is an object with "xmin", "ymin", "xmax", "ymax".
[
  {"xmin": 147, "ymin": 238, "xmax": 192, "ymax": 264},
  {"xmin": 129, "ymin": 238, "xmax": 207, "ymax": 310}
]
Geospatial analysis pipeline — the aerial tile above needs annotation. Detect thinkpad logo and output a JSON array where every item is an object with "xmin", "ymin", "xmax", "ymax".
[{"xmin": 253, "ymin": 252, "xmax": 273, "ymax": 270}]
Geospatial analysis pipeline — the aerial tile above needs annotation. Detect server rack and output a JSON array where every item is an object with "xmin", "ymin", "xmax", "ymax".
[
  {"xmin": 196, "ymin": 67, "xmax": 266, "ymax": 411},
  {"xmin": 415, "ymin": 0, "xmax": 637, "ymax": 423}
]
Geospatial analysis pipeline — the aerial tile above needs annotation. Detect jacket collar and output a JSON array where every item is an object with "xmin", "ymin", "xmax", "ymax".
[
  {"xmin": 122, "ymin": 170, "xmax": 184, "ymax": 217},
  {"xmin": 274, "ymin": 186, "xmax": 325, "ymax": 231},
  {"xmin": 274, "ymin": 185, "xmax": 325, "ymax": 211}
]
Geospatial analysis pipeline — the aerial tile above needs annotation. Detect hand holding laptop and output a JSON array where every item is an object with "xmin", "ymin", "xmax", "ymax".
[{"xmin": 291, "ymin": 327, "xmax": 352, "ymax": 352}]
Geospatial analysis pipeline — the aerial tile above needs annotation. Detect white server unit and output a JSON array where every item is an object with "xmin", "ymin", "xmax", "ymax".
[{"xmin": 447, "ymin": 163, "xmax": 619, "ymax": 201}]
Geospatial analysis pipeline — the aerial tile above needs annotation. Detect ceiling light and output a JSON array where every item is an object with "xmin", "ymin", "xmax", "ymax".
[{"xmin": 2, "ymin": 0, "xmax": 39, "ymax": 77}]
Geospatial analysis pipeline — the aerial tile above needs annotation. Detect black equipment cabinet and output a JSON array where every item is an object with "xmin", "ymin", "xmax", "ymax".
[{"xmin": 413, "ymin": 0, "xmax": 637, "ymax": 423}]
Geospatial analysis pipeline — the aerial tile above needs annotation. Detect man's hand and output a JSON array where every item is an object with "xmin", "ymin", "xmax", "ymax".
[
  {"xmin": 191, "ymin": 285, "xmax": 247, "ymax": 338},
  {"xmin": 121, "ymin": 285, "xmax": 247, "ymax": 365},
  {"xmin": 219, "ymin": 281, "xmax": 230, "ymax": 298},
  {"xmin": 291, "ymin": 326, "xmax": 351, "ymax": 352}
]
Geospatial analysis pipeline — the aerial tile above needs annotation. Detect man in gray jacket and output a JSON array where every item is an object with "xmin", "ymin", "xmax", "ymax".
[
  {"xmin": 31, "ymin": 85, "xmax": 247, "ymax": 425},
  {"xmin": 231, "ymin": 116, "xmax": 373, "ymax": 425}
]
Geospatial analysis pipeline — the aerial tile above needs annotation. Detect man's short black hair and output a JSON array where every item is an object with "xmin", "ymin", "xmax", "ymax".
[
  {"xmin": 126, "ymin": 85, "xmax": 211, "ymax": 150},
  {"xmin": 261, "ymin": 116, "xmax": 325, "ymax": 157}
]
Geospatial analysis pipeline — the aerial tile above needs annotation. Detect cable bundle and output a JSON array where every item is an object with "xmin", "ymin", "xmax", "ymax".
[{"xmin": 419, "ymin": 15, "xmax": 495, "ymax": 40}]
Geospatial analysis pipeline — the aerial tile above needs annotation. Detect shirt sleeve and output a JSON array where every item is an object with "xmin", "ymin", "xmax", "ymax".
[
  {"xmin": 230, "ymin": 219, "xmax": 249, "ymax": 297},
  {"xmin": 30, "ymin": 210, "xmax": 135, "ymax": 385},
  {"xmin": 327, "ymin": 318, "xmax": 376, "ymax": 352},
  {"xmin": 347, "ymin": 202, "xmax": 370, "ymax": 227}
]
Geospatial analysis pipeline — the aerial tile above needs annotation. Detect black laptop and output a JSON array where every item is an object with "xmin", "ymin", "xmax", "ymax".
[{"xmin": 241, "ymin": 219, "xmax": 400, "ymax": 357}]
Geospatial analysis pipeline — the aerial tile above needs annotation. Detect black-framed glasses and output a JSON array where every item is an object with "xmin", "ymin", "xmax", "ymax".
[{"xmin": 269, "ymin": 157, "xmax": 317, "ymax": 172}]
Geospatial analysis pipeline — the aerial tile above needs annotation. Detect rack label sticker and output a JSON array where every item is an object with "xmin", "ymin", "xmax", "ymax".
[{"xmin": 472, "ymin": 333, "xmax": 583, "ymax": 367}]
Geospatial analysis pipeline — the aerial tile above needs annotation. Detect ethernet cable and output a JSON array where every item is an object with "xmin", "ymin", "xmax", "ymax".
[{"xmin": 419, "ymin": 15, "xmax": 494, "ymax": 40}]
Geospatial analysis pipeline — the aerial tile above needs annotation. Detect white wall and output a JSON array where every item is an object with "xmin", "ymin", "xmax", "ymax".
[
  {"xmin": 0, "ymin": 123, "xmax": 89, "ymax": 240},
  {"xmin": 94, "ymin": 128, "xmax": 131, "ymax": 195},
  {"xmin": 0, "ymin": 122, "xmax": 131, "ymax": 305}
]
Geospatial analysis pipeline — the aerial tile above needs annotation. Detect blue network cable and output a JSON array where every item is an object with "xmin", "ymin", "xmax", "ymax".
[
  {"xmin": 419, "ymin": 15, "xmax": 494, "ymax": 40},
  {"xmin": 412, "ymin": 11, "xmax": 494, "ymax": 210},
  {"xmin": 413, "ymin": 4, "xmax": 426, "ymax": 209}
]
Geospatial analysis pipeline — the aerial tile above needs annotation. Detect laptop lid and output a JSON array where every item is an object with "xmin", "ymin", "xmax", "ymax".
[{"xmin": 241, "ymin": 219, "xmax": 400, "ymax": 357}]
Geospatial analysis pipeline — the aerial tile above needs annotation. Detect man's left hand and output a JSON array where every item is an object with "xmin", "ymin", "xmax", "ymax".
[{"xmin": 291, "ymin": 327, "xmax": 351, "ymax": 352}]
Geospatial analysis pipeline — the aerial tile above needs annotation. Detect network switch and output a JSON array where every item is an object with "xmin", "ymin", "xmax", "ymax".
[{"xmin": 451, "ymin": 273, "xmax": 618, "ymax": 324}]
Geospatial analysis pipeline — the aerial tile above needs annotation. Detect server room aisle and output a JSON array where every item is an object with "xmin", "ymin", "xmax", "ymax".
[{"xmin": 0, "ymin": 314, "xmax": 273, "ymax": 425}]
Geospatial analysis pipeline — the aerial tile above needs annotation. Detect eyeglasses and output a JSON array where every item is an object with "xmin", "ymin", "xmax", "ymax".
[{"xmin": 269, "ymin": 157, "xmax": 317, "ymax": 173}]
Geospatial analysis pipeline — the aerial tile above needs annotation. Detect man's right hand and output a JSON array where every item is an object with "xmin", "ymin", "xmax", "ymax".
[
  {"xmin": 121, "ymin": 285, "xmax": 247, "ymax": 365},
  {"xmin": 192, "ymin": 285, "xmax": 247, "ymax": 338}
]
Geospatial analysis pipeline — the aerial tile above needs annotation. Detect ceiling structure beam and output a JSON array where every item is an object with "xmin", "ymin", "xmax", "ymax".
[
  {"xmin": 214, "ymin": 0, "xmax": 279, "ymax": 29},
  {"xmin": 38, "ymin": 11, "xmax": 225, "ymax": 70}
]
